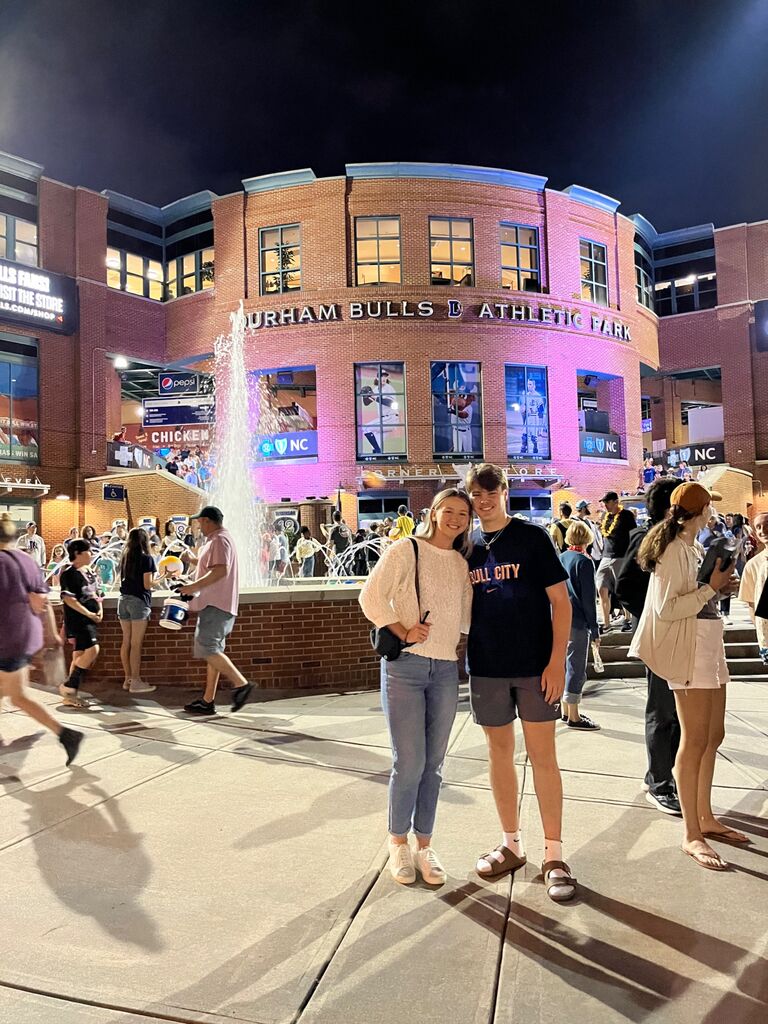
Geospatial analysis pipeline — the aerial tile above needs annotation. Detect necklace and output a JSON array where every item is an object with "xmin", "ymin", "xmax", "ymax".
[
  {"xmin": 481, "ymin": 519, "xmax": 510, "ymax": 551},
  {"xmin": 601, "ymin": 506, "xmax": 625, "ymax": 537}
]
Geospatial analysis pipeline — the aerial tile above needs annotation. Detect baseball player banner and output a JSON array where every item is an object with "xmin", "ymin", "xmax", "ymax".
[
  {"xmin": 430, "ymin": 360, "xmax": 483, "ymax": 458},
  {"xmin": 505, "ymin": 364, "xmax": 551, "ymax": 460},
  {"xmin": 355, "ymin": 362, "xmax": 407, "ymax": 461}
]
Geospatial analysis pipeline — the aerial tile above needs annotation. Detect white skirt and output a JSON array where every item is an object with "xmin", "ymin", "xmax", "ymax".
[{"xmin": 669, "ymin": 617, "xmax": 729, "ymax": 690}]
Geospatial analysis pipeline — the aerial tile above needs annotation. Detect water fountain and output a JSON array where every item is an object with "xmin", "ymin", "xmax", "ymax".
[{"xmin": 208, "ymin": 301, "xmax": 265, "ymax": 586}]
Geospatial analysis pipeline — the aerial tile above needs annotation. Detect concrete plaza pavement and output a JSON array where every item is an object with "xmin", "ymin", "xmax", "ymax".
[{"xmin": 0, "ymin": 642, "xmax": 766, "ymax": 1023}]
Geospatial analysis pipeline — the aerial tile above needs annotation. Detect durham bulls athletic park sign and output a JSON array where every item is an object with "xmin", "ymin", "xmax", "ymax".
[{"xmin": 245, "ymin": 299, "xmax": 632, "ymax": 341}]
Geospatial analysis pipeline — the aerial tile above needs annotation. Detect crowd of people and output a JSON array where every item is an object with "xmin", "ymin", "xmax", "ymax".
[
  {"xmin": 1, "ymin": 465, "xmax": 765, "ymax": 892},
  {"xmin": 163, "ymin": 444, "xmax": 213, "ymax": 490}
]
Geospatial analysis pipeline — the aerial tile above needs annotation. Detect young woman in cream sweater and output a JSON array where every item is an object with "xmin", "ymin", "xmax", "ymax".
[
  {"xmin": 359, "ymin": 488, "xmax": 473, "ymax": 886},
  {"xmin": 631, "ymin": 482, "xmax": 747, "ymax": 870}
]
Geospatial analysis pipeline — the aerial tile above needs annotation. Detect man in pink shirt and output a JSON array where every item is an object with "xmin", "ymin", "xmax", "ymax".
[{"xmin": 179, "ymin": 506, "xmax": 253, "ymax": 714}]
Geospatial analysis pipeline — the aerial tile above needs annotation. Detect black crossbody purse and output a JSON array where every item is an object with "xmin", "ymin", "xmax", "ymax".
[{"xmin": 369, "ymin": 537, "xmax": 428, "ymax": 661}]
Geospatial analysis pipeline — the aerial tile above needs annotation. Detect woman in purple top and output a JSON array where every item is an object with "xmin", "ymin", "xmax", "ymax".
[{"xmin": 0, "ymin": 521, "xmax": 83, "ymax": 765}]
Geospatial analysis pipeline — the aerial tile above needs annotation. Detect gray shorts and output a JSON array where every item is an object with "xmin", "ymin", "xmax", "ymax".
[
  {"xmin": 194, "ymin": 605, "xmax": 236, "ymax": 658},
  {"xmin": 595, "ymin": 557, "xmax": 618, "ymax": 592},
  {"xmin": 469, "ymin": 675, "xmax": 561, "ymax": 725},
  {"xmin": 117, "ymin": 594, "xmax": 151, "ymax": 621}
]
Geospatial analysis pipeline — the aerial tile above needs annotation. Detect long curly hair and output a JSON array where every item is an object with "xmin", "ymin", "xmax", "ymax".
[{"xmin": 638, "ymin": 503, "xmax": 700, "ymax": 571}]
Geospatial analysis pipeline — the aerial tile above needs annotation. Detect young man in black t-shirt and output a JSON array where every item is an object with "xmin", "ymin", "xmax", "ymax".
[
  {"xmin": 465, "ymin": 463, "xmax": 576, "ymax": 902},
  {"xmin": 59, "ymin": 539, "xmax": 103, "ymax": 709}
]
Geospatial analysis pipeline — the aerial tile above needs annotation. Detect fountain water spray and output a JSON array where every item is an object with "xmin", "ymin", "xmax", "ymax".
[{"xmin": 209, "ymin": 302, "xmax": 264, "ymax": 586}]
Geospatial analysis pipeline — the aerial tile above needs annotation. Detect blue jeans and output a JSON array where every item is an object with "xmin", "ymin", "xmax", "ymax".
[
  {"xmin": 300, "ymin": 556, "xmax": 315, "ymax": 577},
  {"xmin": 380, "ymin": 652, "xmax": 459, "ymax": 837},
  {"xmin": 564, "ymin": 626, "xmax": 590, "ymax": 704}
]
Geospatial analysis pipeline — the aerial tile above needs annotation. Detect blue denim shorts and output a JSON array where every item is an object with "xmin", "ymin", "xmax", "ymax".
[
  {"xmin": 118, "ymin": 594, "xmax": 151, "ymax": 621},
  {"xmin": 193, "ymin": 605, "xmax": 236, "ymax": 658},
  {"xmin": 0, "ymin": 655, "xmax": 30, "ymax": 672}
]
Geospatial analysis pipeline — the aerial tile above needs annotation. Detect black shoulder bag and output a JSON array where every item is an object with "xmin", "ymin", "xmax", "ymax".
[{"xmin": 369, "ymin": 537, "xmax": 428, "ymax": 661}]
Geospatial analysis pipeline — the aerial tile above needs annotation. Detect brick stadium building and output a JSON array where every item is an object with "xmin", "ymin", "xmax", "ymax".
[{"xmin": 0, "ymin": 150, "xmax": 762, "ymax": 546}]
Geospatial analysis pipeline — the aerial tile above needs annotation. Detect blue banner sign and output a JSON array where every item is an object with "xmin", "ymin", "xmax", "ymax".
[
  {"xmin": 254, "ymin": 430, "xmax": 318, "ymax": 461},
  {"xmin": 579, "ymin": 431, "xmax": 622, "ymax": 459}
]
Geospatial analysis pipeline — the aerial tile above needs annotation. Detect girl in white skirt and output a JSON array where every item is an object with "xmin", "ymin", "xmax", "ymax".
[{"xmin": 631, "ymin": 482, "xmax": 749, "ymax": 870}]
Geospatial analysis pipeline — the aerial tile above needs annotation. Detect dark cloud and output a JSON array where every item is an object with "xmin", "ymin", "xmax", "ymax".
[{"xmin": 1, "ymin": 0, "xmax": 767, "ymax": 230}]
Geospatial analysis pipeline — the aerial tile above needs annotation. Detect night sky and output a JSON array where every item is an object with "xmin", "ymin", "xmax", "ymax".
[{"xmin": 2, "ymin": 0, "xmax": 767, "ymax": 232}]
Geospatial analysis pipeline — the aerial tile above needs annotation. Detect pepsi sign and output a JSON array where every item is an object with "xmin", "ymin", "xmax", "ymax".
[
  {"xmin": 159, "ymin": 372, "xmax": 199, "ymax": 396},
  {"xmin": 254, "ymin": 430, "xmax": 318, "ymax": 462}
]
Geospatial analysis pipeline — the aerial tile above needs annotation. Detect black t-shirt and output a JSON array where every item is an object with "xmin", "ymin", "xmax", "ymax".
[
  {"xmin": 601, "ymin": 508, "xmax": 637, "ymax": 559},
  {"xmin": 59, "ymin": 565, "xmax": 100, "ymax": 634},
  {"xmin": 329, "ymin": 523, "xmax": 351, "ymax": 553},
  {"xmin": 119, "ymin": 553, "xmax": 156, "ymax": 607},
  {"xmin": 467, "ymin": 519, "xmax": 568, "ymax": 678}
]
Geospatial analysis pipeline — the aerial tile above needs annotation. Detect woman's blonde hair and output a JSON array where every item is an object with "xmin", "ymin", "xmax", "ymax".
[
  {"xmin": 416, "ymin": 487, "xmax": 473, "ymax": 556},
  {"xmin": 564, "ymin": 521, "xmax": 592, "ymax": 548},
  {"xmin": 638, "ymin": 503, "xmax": 699, "ymax": 571}
]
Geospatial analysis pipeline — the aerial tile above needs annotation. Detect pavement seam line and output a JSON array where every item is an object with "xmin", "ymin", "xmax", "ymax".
[
  {"xmin": 0, "ymin": 979, "xmax": 260, "ymax": 1024},
  {"xmin": 291, "ymin": 855, "xmax": 387, "ymax": 1024}
]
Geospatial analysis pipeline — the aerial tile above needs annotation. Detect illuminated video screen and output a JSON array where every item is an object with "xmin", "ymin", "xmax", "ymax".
[{"xmin": 251, "ymin": 365, "xmax": 318, "ymax": 463}]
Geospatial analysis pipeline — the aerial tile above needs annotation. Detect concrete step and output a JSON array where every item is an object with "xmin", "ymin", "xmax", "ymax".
[
  {"xmin": 598, "ymin": 626, "xmax": 757, "ymax": 646},
  {"xmin": 590, "ymin": 656, "xmax": 768, "ymax": 680},
  {"xmin": 598, "ymin": 642, "xmax": 760, "ymax": 662}
]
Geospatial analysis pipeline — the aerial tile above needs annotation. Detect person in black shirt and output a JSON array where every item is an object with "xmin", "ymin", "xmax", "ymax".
[
  {"xmin": 595, "ymin": 491, "xmax": 636, "ymax": 633},
  {"xmin": 59, "ymin": 539, "xmax": 103, "ymax": 709},
  {"xmin": 614, "ymin": 478, "xmax": 682, "ymax": 815},
  {"xmin": 465, "ymin": 464, "xmax": 576, "ymax": 902},
  {"xmin": 118, "ymin": 527, "xmax": 157, "ymax": 695}
]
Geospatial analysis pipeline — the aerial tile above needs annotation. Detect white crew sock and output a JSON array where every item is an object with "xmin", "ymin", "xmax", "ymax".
[
  {"xmin": 503, "ymin": 831, "xmax": 525, "ymax": 859},
  {"xmin": 544, "ymin": 838, "xmax": 574, "ymax": 896},
  {"xmin": 477, "ymin": 830, "xmax": 524, "ymax": 872}
]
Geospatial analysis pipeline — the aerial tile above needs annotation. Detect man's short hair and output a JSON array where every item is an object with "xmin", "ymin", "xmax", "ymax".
[
  {"xmin": 645, "ymin": 478, "xmax": 679, "ymax": 525},
  {"xmin": 397, "ymin": 504, "xmax": 408, "ymax": 515},
  {"xmin": 332, "ymin": 510, "xmax": 342, "ymax": 523},
  {"xmin": 465, "ymin": 463, "xmax": 508, "ymax": 492},
  {"xmin": 66, "ymin": 539, "xmax": 91, "ymax": 561},
  {"xmin": 559, "ymin": 502, "xmax": 572, "ymax": 518}
]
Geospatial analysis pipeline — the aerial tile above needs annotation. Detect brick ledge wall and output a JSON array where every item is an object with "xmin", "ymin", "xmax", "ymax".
[{"xmin": 54, "ymin": 589, "xmax": 382, "ymax": 693}]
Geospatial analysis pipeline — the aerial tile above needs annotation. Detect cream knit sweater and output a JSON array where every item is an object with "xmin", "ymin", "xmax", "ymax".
[{"xmin": 359, "ymin": 537, "xmax": 472, "ymax": 662}]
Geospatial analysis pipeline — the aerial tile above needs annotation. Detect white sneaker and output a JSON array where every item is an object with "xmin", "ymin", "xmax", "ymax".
[
  {"xmin": 129, "ymin": 680, "xmax": 157, "ymax": 694},
  {"xmin": 415, "ymin": 845, "xmax": 447, "ymax": 885},
  {"xmin": 388, "ymin": 842, "xmax": 416, "ymax": 884}
]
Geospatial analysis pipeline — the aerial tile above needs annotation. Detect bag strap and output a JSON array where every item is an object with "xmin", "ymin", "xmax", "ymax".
[{"xmin": 409, "ymin": 536, "xmax": 421, "ymax": 611}]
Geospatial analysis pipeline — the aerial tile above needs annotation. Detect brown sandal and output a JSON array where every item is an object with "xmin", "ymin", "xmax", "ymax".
[
  {"xmin": 476, "ymin": 845, "xmax": 527, "ymax": 879},
  {"xmin": 541, "ymin": 860, "xmax": 577, "ymax": 901}
]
